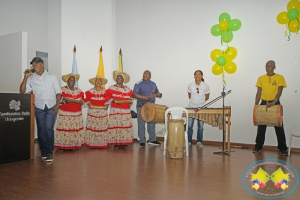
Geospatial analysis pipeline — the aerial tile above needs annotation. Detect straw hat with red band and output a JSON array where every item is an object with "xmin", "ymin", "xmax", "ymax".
[
  {"xmin": 62, "ymin": 73, "xmax": 80, "ymax": 83},
  {"xmin": 113, "ymin": 70, "xmax": 130, "ymax": 83},
  {"xmin": 89, "ymin": 75, "xmax": 108, "ymax": 85}
]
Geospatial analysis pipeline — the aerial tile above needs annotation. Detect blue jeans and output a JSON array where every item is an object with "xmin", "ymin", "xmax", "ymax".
[
  {"xmin": 188, "ymin": 117, "xmax": 204, "ymax": 143},
  {"xmin": 35, "ymin": 105, "xmax": 57, "ymax": 156},
  {"xmin": 137, "ymin": 107, "xmax": 156, "ymax": 143}
]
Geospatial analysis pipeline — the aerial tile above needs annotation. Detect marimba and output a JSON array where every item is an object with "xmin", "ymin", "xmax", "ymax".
[
  {"xmin": 186, "ymin": 107, "xmax": 233, "ymax": 152},
  {"xmin": 141, "ymin": 102, "xmax": 233, "ymax": 152}
]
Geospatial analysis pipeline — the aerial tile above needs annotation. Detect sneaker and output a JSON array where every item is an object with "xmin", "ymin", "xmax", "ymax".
[
  {"xmin": 41, "ymin": 155, "xmax": 47, "ymax": 160},
  {"xmin": 197, "ymin": 142, "xmax": 204, "ymax": 148},
  {"xmin": 253, "ymin": 148, "xmax": 262, "ymax": 153},
  {"xmin": 188, "ymin": 142, "xmax": 192, "ymax": 147},
  {"xmin": 280, "ymin": 150, "xmax": 288, "ymax": 156},
  {"xmin": 45, "ymin": 154, "xmax": 53, "ymax": 162},
  {"xmin": 114, "ymin": 145, "xmax": 119, "ymax": 148},
  {"xmin": 149, "ymin": 141, "xmax": 161, "ymax": 145},
  {"xmin": 140, "ymin": 143, "xmax": 145, "ymax": 147}
]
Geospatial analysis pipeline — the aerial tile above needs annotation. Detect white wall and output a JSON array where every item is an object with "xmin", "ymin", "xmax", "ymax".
[
  {"xmin": 48, "ymin": 0, "xmax": 62, "ymax": 79},
  {"xmin": 114, "ymin": 0, "xmax": 300, "ymax": 147},
  {"xmin": 0, "ymin": 0, "xmax": 48, "ymax": 53},
  {"xmin": 0, "ymin": 32, "xmax": 27, "ymax": 93},
  {"xmin": 61, "ymin": 0, "xmax": 115, "ymax": 130}
]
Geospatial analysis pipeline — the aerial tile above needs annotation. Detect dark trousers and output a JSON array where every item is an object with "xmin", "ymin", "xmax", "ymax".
[
  {"xmin": 35, "ymin": 105, "xmax": 57, "ymax": 156},
  {"xmin": 255, "ymin": 100, "xmax": 287, "ymax": 151}
]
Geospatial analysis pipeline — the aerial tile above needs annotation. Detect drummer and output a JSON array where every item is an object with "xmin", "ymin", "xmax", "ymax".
[
  {"xmin": 253, "ymin": 60, "xmax": 288, "ymax": 156},
  {"xmin": 133, "ymin": 70, "xmax": 162, "ymax": 147}
]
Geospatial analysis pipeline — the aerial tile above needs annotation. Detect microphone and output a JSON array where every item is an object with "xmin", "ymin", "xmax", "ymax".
[{"xmin": 23, "ymin": 69, "xmax": 36, "ymax": 74}]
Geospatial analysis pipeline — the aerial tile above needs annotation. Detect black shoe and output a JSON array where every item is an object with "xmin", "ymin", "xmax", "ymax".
[
  {"xmin": 140, "ymin": 143, "xmax": 145, "ymax": 147},
  {"xmin": 41, "ymin": 155, "xmax": 47, "ymax": 160},
  {"xmin": 120, "ymin": 145, "xmax": 128, "ymax": 149},
  {"xmin": 280, "ymin": 150, "xmax": 288, "ymax": 156},
  {"xmin": 253, "ymin": 148, "xmax": 261, "ymax": 153},
  {"xmin": 114, "ymin": 145, "xmax": 119, "ymax": 148},
  {"xmin": 45, "ymin": 154, "xmax": 53, "ymax": 162},
  {"xmin": 149, "ymin": 141, "xmax": 161, "ymax": 145}
]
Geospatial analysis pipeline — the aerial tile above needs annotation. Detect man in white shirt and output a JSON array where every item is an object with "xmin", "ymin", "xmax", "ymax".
[
  {"xmin": 20, "ymin": 57, "xmax": 61, "ymax": 162},
  {"xmin": 187, "ymin": 70, "xmax": 210, "ymax": 147}
]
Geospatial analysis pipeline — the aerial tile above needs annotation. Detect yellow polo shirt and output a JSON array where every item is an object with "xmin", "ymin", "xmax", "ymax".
[{"xmin": 256, "ymin": 74, "xmax": 286, "ymax": 101}]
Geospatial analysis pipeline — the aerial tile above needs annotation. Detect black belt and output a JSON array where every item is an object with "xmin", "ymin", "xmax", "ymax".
[{"xmin": 262, "ymin": 99, "xmax": 275, "ymax": 102}]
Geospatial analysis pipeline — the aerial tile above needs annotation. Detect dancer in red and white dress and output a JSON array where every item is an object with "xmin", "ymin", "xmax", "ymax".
[
  {"xmin": 84, "ymin": 76, "xmax": 109, "ymax": 149},
  {"xmin": 105, "ymin": 71, "xmax": 134, "ymax": 148},
  {"xmin": 55, "ymin": 73, "xmax": 85, "ymax": 150}
]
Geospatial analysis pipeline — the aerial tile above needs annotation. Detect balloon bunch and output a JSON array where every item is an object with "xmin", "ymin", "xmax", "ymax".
[
  {"xmin": 211, "ymin": 13, "xmax": 242, "ymax": 43},
  {"xmin": 210, "ymin": 13, "xmax": 241, "ymax": 89},
  {"xmin": 211, "ymin": 47, "xmax": 237, "ymax": 75},
  {"xmin": 277, "ymin": 0, "xmax": 300, "ymax": 40}
]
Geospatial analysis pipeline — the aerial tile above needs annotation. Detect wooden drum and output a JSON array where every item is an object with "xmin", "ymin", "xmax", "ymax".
[
  {"xmin": 167, "ymin": 119, "xmax": 185, "ymax": 159},
  {"xmin": 141, "ymin": 103, "xmax": 167, "ymax": 123},
  {"xmin": 253, "ymin": 105, "xmax": 283, "ymax": 127}
]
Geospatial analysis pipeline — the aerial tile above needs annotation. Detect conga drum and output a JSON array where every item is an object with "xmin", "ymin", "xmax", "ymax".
[
  {"xmin": 253, "ymin": 105, "xmax": 283, "ymax": 127},
  {"xmin": 141, "ymin": 103, "xmax": 167, "ymax": 123},
  {"xmin": 167, "ymin": 119, "xmax": 185, "ymax": 159}
]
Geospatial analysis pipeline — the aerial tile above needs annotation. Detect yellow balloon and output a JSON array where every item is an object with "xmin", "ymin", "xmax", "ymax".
[
  {"xmin": 224, "ymin": 47, "xmax": 237, "ymax": 61},
  {"xmin": 277, "ymin": 12, "xmax": 289, "ymax": 24},
  {"xmin": 287, "ymin": 0, "xmax": 300, "ymax": 11},
  {"xmin": 224, "ymin": 61, "xmax": 237, "ymax": 74},
  {"xmin": 210, "ymin": 49, "xmax": 223, "ymax": 62},
  {"xmin": 288, "ymin": 19, "xmax": 300, "ymax": 32},
  {"xmin": 219, "ymin": 21, "xmax": 229, "ymax": 31},
  {"xmin": 212, "ymin": 64, "xmax": 223, "ymax": 75}
]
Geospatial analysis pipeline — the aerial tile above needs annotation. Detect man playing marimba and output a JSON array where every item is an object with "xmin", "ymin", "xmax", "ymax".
[
  {"xmin": 187, "ymin": 70, "xmax": 210, "ymax": 147},
  {"xmin": 253, "ymin": 60, "xmax": 288, "ymax": 156}
]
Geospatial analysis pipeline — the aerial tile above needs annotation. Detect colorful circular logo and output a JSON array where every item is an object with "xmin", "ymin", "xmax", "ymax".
[{"xmin": 242, "ymin": 159, "xmax": 299, "ymax": 199}]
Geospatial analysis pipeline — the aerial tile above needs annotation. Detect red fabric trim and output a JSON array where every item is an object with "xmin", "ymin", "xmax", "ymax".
[
  {"xmin": 60, "ymin": 89, "xmax": 84, "ymax": 112},
  {"xmin": 107, "ymin": 139, "xmax": 134, "ymax": 146},
  {"xmin": 90, "ymin": 101, "xmax": 106, "ymax": 106},
  {"xmin": 54, "ymin": 145, "xmax": 82, "ymax": 150},
  {"xmin": 83, "ymin": 143, "xmax": 107, "ymax": 149},
  {"xmin": 59, "ymin": 103, "xmax": 82, "ymax": 112},
  {"xmin": 87, "ymin": 114, "xmax": 108, "ymax": 118},
  {"xmin": 107, "ymin": 125, "xmax": 132, "ymax": 129},
  {"xmin": 59, "ymin": 113, "xmax": 82, "ymax": 117},
  {"xmin": 105, "ymin": 88, "xmax": 133, "ymax": 109},
  {"xmin": 109, "ymin": 112, "xmax": 130, "ymax": 116},
  {"xmin": 111, "ymin": 103, "xmax": 131, "ymax": 109},
  {"xmin": 56, "ymin": 127, "xmax": 84, "ymax": 132},
  {"xmin": 62, "ymin": 90, "xmax": 84, "ymax": 99},
  {"xmin": 86, "ymin": 128, "xmax": 108, "ymax": 132},
  {"xmin": 85, "ymin": 90, "xmax": 106, "ymax": 105}
]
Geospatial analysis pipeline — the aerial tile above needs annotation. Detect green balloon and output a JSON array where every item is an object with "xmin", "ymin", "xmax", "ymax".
[
  {"xmin": 219, "ymin": 13, "xmax": 231, "ymax": 23},
  {"xmin": 211, "ymin": 24, "xmax": 222, "ymax": 36},
  {"xmin": 221, "ymin": 30, "xmax": 233, "ymax": 43},
  {"xmin": 216, "ymin": 56, "xmax": 227, "ymax": 66},
  {"xmin": 229, "ymin": 19, "xmax": 242, "ymax": 31},
  {"xmin": 287, "ymin": 8, "xmax": 299, "ymax": 20}
]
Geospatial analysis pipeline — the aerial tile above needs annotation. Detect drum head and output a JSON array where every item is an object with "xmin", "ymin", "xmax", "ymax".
[{"xmin": 141, "ymin": 103, "xmax": 156, "ymax": 122}]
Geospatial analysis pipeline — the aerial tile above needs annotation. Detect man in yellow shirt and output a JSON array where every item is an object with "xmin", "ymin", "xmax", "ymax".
[{"xmin": 253, "ymin": 60, "xmax": 288, "ymax": 156}]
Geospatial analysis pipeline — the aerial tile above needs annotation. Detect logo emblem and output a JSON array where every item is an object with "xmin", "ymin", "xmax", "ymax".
[
  {"xmin": 9, "ymin": 100, "xmax": 21, "ymax": 111},
  {"xmin": 242, "ymin": 159, "xmax": 299, "ymax": 199}
]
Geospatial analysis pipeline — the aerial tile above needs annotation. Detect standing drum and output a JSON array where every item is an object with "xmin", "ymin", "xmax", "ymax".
[
  {"xmin": 141, "ymin": 103, "xmax": 167, "ymax": 123},
  {"xmin": 167, "ymin": 119, "xmax": 185, "ymax": 159},
  {"xmin": 253, "ymin": 105, "xmax": 283, "ymax": 127}
]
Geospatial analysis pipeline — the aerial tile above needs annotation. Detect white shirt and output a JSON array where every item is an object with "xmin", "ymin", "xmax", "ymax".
[
  {"xmin": 25, "ymin": 71, "xmax": 61, "ymax": 109},
  {"xmin": 187, "ymin": 81, "xmax": 210, "ymax": 108}
]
